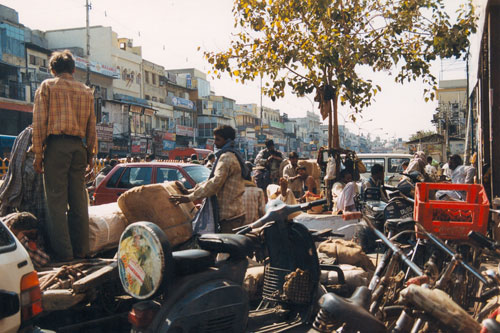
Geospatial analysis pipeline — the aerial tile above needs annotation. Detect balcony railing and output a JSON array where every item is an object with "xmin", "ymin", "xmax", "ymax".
[{"xmin": 0, "ymin": 81, "xmax": 26, "ymax": 101}]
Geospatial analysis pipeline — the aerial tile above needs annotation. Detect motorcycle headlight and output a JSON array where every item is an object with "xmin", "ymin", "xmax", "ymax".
[{"xmin": 117, "ymin": 222, "xmax": 174, "ymax": 300}]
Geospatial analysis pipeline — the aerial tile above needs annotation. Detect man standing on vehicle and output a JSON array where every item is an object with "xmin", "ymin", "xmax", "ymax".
[
  {"xmin": 170, "ymin": 125, "xmax": 249, "ymax": 233},
  {"xmin": 255, "ymin": 139, "xmax": 283, "ymax": 184},
  {"xmin": 282, "ymin": 152, "xmax": 303, "ymax": 198},
  {"xmin": 32, "ymin": 50, "xmax": 96, "ymax": 261}
]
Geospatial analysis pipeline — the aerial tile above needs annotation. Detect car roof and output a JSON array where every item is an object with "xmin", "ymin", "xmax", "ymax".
[
  {"xmin": 357, "ymin": 153, "xmax": 412, "ymax": 158},
  {"xmin": 117, "ymin": 162, "xmax": 203, "ymax": 167}
]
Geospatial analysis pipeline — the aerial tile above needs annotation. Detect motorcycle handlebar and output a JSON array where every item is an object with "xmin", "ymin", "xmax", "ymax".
[{"xmin": 234, "ymin": 199, "xmax": 327, "ymax": 234}]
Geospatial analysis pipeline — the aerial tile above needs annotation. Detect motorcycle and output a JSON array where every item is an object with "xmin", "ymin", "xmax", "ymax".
[{"xmin": 117, "ymin": 198, "xmax": 338, "ymax": 332}]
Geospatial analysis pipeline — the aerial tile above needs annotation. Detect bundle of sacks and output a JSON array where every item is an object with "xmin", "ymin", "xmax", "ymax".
[{"xmin": 88, "ymin": 182, "xmax": 196, "ymax": 255}]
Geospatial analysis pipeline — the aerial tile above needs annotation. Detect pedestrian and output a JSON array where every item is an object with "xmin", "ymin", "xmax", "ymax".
[
  {"xmin": 362, "ymin": 163, "xmax": 388, "ymax": 202},
  {"xmin": 436, "ymin": 154, "xmax": 475, "ymax": 200},
  {"xmin": 205, "ymin": 153, "xmax": 216, "ymax": 169},
  {"xmin": 282, "ymin": 152, "xmax": 303, "ymax": 199},
  {"xmin": 126, "ymin": 154, "xmax": 132, "ymax": 163},
  {"xmin": 424, "ymin": 156, "xmax": 438, "ymax": 182},
  {"xmin": 242, "ymin": 178, "xmax": 266, "ymax": 225},
  {"xmin": 255, "ymin": 139, "xmax": 283, "ymax": 184},
  {"xmin": 32, "ymin": 50, "xmax": 97, "ymax": 261},
  {"xmin": 402, "ymin": 160, "xmax": 409, "ymax": 172},
  {"xmin": 190, "ymin": 153, "xmax": 201, "ymax": 164},
  {"xmin": 170, "ymin": 125, "xmax": 250, "ymax": 233}
]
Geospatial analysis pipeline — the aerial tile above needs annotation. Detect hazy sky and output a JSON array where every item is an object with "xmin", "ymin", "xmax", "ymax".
[{"xmin": 3, "ymin": 0, "xmax": 468, "ymax": 140}]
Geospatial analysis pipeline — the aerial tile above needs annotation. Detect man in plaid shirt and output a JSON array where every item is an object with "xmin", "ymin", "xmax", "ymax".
[
  {"xmin": 32, "ymin": 50, "xmax": 96, "ymax": 261},
  {"xmin": 170, "ymin": 126, "xmax": 247, "ymax": 233}
]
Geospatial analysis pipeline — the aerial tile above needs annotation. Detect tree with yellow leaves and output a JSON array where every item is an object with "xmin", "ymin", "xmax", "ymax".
[{"xmin": 204, "ymin": 0, "xmax": 476, "ymax": 149}]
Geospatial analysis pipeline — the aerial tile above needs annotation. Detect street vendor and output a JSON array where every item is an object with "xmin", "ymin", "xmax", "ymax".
[
  {"xmin": 332, "ymin": 169, "xmax": 358, "ymax": 214},
  {"xmin": 32, "ymin": 50, "xmax": 97, "ymax": 261},
  {"xmin": 170, "ymin": 125, "xmax": 250, "ymax": 233}
]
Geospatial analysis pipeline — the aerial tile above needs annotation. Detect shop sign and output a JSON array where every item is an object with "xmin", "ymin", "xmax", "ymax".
[
  {"xmin": 96, "ymin": 123, "xmax": 113, "ymax": 142},
  {"xmin": 74, "ymin": 56, "xmax": 120, "ymax": 78},
  {"xmin": 171, "ymin": 96, "xmax": 195, "ymax": 110},
  {"xmin": 131, "ymin": 139, "xmax": 141, "ymax": 153},
  {"xmin": 176, "ymin": 125, "xmax": 194, "ymax": 137},
  {"xmin": 164, "ymin": 132, "xmax": 176, "ymax": 141},
  {"xmin": 163, "ymin": 140, "xmax": 176, "ymax": 150}
]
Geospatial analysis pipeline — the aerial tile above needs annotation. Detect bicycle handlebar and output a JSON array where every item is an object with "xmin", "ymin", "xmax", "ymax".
[
  {"xmin": 364, "ymin": 218, "xmax": 423, "ymax": 276},
  {"xmin": 416, "ymin": 223, "xmax": 489, "ymax": 285}
]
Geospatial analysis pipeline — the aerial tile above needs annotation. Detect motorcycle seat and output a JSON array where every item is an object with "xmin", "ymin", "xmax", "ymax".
[
  {"xmin": 385, "ymin": 217, "xmax": 415, "ymax": 231},
  {"xmin": 198, "ymin": 233, "xmax": 253, "ymax": 259},
  {"xmin": 318, "ymin": 286, "xmax": 386, "ymax": 333},
  {"xmin": 172, "ymin": 249, "xmax": 214, "ymax": 275}
]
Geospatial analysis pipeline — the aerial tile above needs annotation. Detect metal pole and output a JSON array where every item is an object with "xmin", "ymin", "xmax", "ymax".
[
  {"xmin": 260, "ymin": 75, "xmax": 263, "ymax": 137},
  {"xmin": 85, "ymin": 0, "xmax": 91, "ymax": 86},
  {"xmin": 464, "ymin": 50, "xmax": 471, "ymax": 164}
]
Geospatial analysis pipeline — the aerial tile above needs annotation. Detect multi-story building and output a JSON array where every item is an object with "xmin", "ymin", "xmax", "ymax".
[
  {"xmin": 0, "ymin": 5, "xmax": 34, "ymax": 136},
  {"xmin": 433, "ymin": 79, "xmax": 467, "ymax": 139},
  {"xmin": 290, "ymin": 111, "xmax": 321, "ymax": 157}
]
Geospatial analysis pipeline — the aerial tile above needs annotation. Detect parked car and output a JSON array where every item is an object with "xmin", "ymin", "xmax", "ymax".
[
  {"xmin": 93, "ymin": 162, "xmax": 211, "ymax": 205},
  {"xmin": 0, "ymin": 219, "xmax": 43, "ymax": 333},
  {"xmin": 167, "ymin": 148, "xmax": 212, "ymax": 161},
  {"xmin": 357, "ymin": 153, "xmax": 412, "ymax": 186}
]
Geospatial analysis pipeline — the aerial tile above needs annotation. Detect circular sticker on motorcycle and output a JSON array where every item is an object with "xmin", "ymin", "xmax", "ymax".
[{"xmin": 118, "ymin": 222, "xmax": 166, "ymax": 299}]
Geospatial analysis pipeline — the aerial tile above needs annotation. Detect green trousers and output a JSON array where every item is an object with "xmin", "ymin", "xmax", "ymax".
[{"xmin": 43, "ymin": 135, "xmax": 89, "ymax": 260}]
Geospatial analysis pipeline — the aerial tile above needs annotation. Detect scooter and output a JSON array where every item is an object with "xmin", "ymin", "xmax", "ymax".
[{"xmin": 117, "ymin": 198, "xmax": 332, "ymax": 332}]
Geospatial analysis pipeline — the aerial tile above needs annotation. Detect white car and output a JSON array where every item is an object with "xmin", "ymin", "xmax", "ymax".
[{"xmin": 0, "ymin": 219, "xmax": 43, "ymax": 333}]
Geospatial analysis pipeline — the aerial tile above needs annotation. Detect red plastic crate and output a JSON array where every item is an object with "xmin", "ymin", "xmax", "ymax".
[{"xmin": 414, "ymin": 183, "xmax": 490, "ymax": 240}]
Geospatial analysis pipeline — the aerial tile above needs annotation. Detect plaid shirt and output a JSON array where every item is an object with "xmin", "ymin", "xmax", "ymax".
[
  {"xmin": 32, "ymin": 73, "xmax": 97, "ymax": 159},
  {"xmin": 19, "ymin": 235, "xmax": 50, "ymax": 269},
  {"xmin": 188, "ymin": 151, "xmax": 245, "ymax": 221},
  {"xmin": 242, "ymin": 182, "xmax": 266, "ymax": 225}
]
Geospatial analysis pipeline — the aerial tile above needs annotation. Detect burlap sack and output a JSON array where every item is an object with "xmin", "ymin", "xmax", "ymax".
[
  {"xmin": 317, "ymin": 239, "xmax": 375, "ymax": 272},
  {"xmin": 117, "ymin": 182, "xmax": 196, "ymax": 247},
  {"xmin": 88, "ymin": 202, "xmax": 128, "ymax": 255}
]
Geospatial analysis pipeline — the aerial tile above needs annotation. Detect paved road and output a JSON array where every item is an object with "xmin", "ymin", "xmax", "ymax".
[{"xmin": 294, "ymin": 213, "xmax": 362, "ymax": 240}]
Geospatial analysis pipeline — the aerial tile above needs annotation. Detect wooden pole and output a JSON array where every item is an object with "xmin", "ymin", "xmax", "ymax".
[{"xmin": 332, "ymin": 95, "xmax": 340, "ymax": 149}]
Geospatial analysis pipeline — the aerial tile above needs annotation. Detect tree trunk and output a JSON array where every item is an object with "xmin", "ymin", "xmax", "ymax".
[
  {"xmin": 328, "ymin": 104, "xmax": 333, "ymax": 150},
  {"xmin": 332, "ymin": 94, "xmax": 340, "ymax": 149}
]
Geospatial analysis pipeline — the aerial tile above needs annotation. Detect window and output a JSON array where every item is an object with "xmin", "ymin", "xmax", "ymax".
[
  {"xmin": 360, "ymin": 158, "xmax": 385, "ymax": 173},
  {"xmin": 159, "ymin": 98, "xmax": 164, "ymax": 104},
  {"xmin": 29, "ymin": 55, "xmax": 36, "ymax": 65},
  {"xmin": 183, "ymin": 165, "xmax": 210, "ymax": 184},
  {"xmin": 145, "ymin": 95, "xmax": 151, "ymax": 100},
  {"xmin": 157, "ymin": 168, "xmax": 184, "ymax": 183},
  {"xmin": 118, "ymin": 167, "xmax": 152, "ymax": 188},
  {"xmin": 145, "ymin": 71, "xmax": 150, "ymax": 84},
  {"xmin": 152, "ymin": 73, "xmax": 156, "ymax": 85},
  {"xmin": 152, "ymin": 96, "xmax": 157, "ymax": 102},
  {"xmin": 106, "ymin": 167, "xmax": 125, "ymax": 188},
  {"xmin": 120, "ymin": 42, "xmax": 126, "ymax": 50},
  {"xmin": 388, "ymin": 158, "xmax": 410, "ymax": 173},
  {"xmin": 136, "ymin": 73, "xmax": 141, "ymax": 85},
  {"xmin": 122, "ymin": 69, "xmax": 128, "ymax": 81}
]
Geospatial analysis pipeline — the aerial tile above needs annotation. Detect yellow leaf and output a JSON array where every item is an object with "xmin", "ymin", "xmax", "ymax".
[{"xmin": 233, "ymin": 70, "xmax": 240, "ymax": 76}]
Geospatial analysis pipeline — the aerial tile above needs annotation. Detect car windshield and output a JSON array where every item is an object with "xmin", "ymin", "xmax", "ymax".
[{"xmin": 183, "ymin": 165, "xmax": 211, "ymax": 184}]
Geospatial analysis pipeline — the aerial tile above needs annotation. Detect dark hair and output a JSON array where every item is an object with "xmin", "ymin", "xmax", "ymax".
[
  {"xmin": 402, "ymin": 160, "xmax": 409, "ymax": 167},
  {"xmin": 49, "ymin": 50, "xmax": 75, "ymax": 75},
  {"xmin": 427, "ymin": 156, "xmax": 433, "ymax": 163},
  {"xmin": 207, "ymin": 153, "xmax": 215, "ymax": 160},
  {"xmin": 449, "ymin": 154, "xmax": 462, "ymax": 166},
  {"xmin": 289, "ymin": 152, "xmax": 298, "ymax": 159},
  {"xmin": 265, "ymin": 139, "xmax": 275, "ymax": 148},
  {"xmin": 371, "ymin": 163, "xmax": 384, "ymax": 175},
  {"xmin": 339, "ymin": 169, "xmax": 352, "ymax": 180},
  {"xmin": 190, "ymin": 154, "xmax": 198, "ymax": 160},
  {"xmin": 110, "ymin": 160, "xmax": 119, "ymax": 167},
  {"xmin": 213, "ymin": 125, "xmax": 236, "ymax": 140}
]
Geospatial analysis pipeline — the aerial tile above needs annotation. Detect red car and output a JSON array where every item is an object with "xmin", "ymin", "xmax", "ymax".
[{"xmin": 93, "ymin": 162, "xmax": 211, "ymax": 205}]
